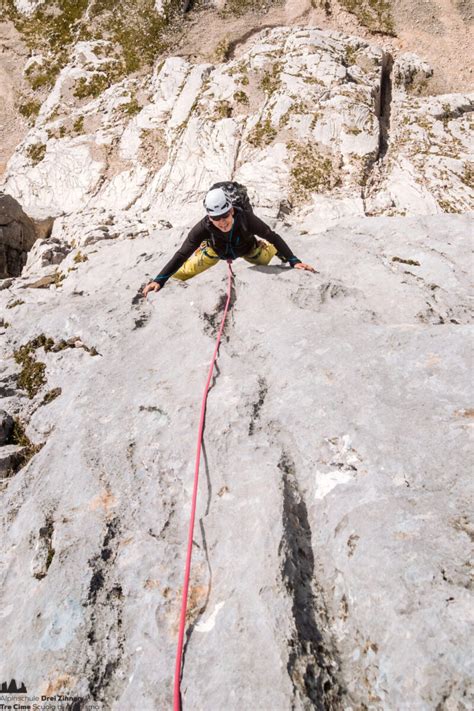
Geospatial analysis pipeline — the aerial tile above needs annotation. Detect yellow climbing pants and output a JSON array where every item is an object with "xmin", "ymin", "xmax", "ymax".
[{"xmin": 172, "ymin": 240, "xmax": 278, "ymax": 281}]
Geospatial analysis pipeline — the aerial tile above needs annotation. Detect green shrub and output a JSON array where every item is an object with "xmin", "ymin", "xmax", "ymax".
[
  {"xmin": 233, "ymin": 90, "xmax": 249, "ymax": 105},
  {"xmin": 14, "ymin": 336, "xmax": 53, "ymax": 398},
  {"xmin": 19, "ymin": 100, "xmax": 41, "ymax": 118},
  {"xmin": 220, "ymin": 0, "xmax": 259, "ymax": 16},
  {"xmin": 288, "ymin": 141, "xmax": 339, "ymax": 201},
  {"xmin": 9, "ymin": 417, "xmax": 44, "ymax": 470},
  {"xmin": 461, "ymin": 162, "xmax": 474, "ymax": 189},
  {"xmin": 5, "ymin": 0, "xmax": 180, "ymax": 91},
  {"xmin": 260, "ymin": 62, "xmax": 282, "ymax": 94},
  {"xmin": 122, "ymin": 95, "xmax": 141, "ymax": 116},
  {"xmin": 437, "ymin": 198, "xmax": 462, "ymax": 214},
  {"xmin": 72, "ymin": 115, "xmax": 85, "ymax": 133},
  {"xmin": 53, "ymin": 271, "xmax": 66, "ymax": 286},
  {"xmin": 28, "ymin": 66, "xmax": 61, "ymax": 90},
  {"xmin": 73, "ymin": 74, "xmax": 110, "ymax": 99},
  {"xmin": 42, "ymin": 387, "xmax": 62, "ymax": 405},
  {"xmin": 344, "ymin": 45, "xmax": 358, "ymax": 66},
  {"xmin": 73, "ymin": 251, "xmax": 88, "ymax": 263},
  {"xmin": 248, "ymin": 118, "xmax": 276, "ymax": 148},
  {"xmin": 214, "ymin": 37, "xmax": 231, "ymax": 62},
  {"xmin": 214, "ymin": 101, "xmax": 233, "ymax": 119},
  {"xmin": 339, "ymin": 0, "xmax": 395, "ymax": 35},
  {"xmin": 5, "ymin": 0, "xmax": 89, "ymax": 88},
  {"xmin": 27, "ymin": 142, "xmax": 46, "ymax": 164}
]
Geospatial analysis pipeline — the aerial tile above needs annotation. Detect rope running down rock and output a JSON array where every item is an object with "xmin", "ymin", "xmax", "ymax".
[{"xmin": 173, "ymin": 259, "xmax": 235, "ymax": 710}]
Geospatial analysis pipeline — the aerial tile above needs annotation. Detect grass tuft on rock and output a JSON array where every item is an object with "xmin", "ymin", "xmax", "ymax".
[
  {"xmin": 9, "ymin": 417, "xmax": 44, "ymax": 471},
  {"xmin": 13, "ymin": 334, "xmax": 99, "ymax": 398},
  {"xmin": 72, "ymin": 115, "xmax": 85, "ymax": 133},
  {"xmin": 234, "ymin": 90, "xmax": 249, "ymax": 105},
  {"xmin": 19, "ymin": 100, "xmax": 41, "ymax": 118},
  {"xmin": 73, "ymin": 73, "xmax": 110, "ymax": 99},
  {"xmin": 260, "ymin": 62, "xmax": 282, "ymax": 94},
  {"xmin": 122, "ymin": 95, "xmax": 141, "ymax": 116},
  {"xmin": 14, "ymin": 335, "xmax": 54, "ymax": 398},
  {"xmin": 42, "ymin": 387, "xmax": 62, "ymax": 405},
  {"xmin": 214, "ymin": 101, "xmax": 233, "ymax": 119},
  {"xmin": 248, "ymin": 118, "xmax": 277, "ymax": 148},
  {"xmin": 26, "ymin": 143, "xmax": 46, "ymax": 165},
  {"xmin": 214, "ymin": 37, "xmax": 231, "ymax": 62},
  {"xmin": 73, "ymin": 250, "xmax": 88, "ymax": 263},
  {"xmin": 461, "ymin": 161, "xmax": 474, "ymax": 189},
  {"xmin": 14, "ymin": 343, "xmax": 48, "ymax": 398}
]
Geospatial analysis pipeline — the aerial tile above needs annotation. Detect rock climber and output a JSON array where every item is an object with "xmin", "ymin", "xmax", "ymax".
[{"xmin": 142, "ymin": 187, "xmax": 316, "ymax": 297}]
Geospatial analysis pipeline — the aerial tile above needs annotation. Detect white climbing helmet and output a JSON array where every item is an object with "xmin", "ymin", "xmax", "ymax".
[{"xmin": 203, "ymin": 187, "xmax": 232, "ymax": 217}]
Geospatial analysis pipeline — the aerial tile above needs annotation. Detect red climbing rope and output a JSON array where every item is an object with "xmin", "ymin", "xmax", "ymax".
[{"xmin": 173, "ymin": 259, "xmax": 235, "ymax": 711}]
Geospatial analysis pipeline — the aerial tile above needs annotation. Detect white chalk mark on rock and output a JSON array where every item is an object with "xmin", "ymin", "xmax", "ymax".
[{"xmin": 195, "ymin": 601, "xmax": 225, "ymax": 632}]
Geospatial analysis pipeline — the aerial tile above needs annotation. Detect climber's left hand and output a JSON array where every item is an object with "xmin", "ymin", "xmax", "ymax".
[{"xmin": 294, "ymin": 262, "xmax": 318, "ymax": 273}]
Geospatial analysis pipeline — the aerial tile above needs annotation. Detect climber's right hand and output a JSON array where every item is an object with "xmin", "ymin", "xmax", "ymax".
[{"xmin": 142, "ymin": 281, "xmax": 162, "ymax": 298}]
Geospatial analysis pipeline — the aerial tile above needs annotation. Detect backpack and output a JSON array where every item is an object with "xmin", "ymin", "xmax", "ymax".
[{"xmin": 209, "ymin": 181, "xmax": 253, "ymax": 213}]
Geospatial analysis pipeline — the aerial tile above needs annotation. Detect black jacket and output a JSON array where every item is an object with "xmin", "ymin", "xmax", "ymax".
[{"xmin": 153, "ymin": 208, "xmax": 300, "ymax": 287}]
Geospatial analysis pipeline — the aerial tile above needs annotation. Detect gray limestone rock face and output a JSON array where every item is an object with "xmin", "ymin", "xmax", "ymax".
[
  {"xmin": 0, "ymin": 193, "xmax": 38, "ymax": 278},
  {"xmin": 0, "ymin": 212, "xmax": 472, "ymax": 710}
]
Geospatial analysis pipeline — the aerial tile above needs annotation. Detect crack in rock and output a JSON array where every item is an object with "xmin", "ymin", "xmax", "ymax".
[
  {"xmin": 82, "ymin": 517, "xmax": 126, "ymax": 708},
  {"xmin": 133, "ymin": 314, "xmax": 149, "ymax": 329},
  {"xmin": 201, "ymin": 279, "xmax": 236, "ymax": 339},
  {"xmin": 248, "ymin": 376, "xmax": 268, "ymax": 435},
  {"xmin": 376, "ymin": 52, "xmax": 393, "ymax": 162},
  {"xmin": 31, "ymin": 515, "xmax": 55, "ymax": 580},
  {"xmin": 362, "ymin": 51, "xmax": 393, "ymax": 211},
  {"xmin": 278, "ymin": 452, "xmax": 344, "ymax": 710}
]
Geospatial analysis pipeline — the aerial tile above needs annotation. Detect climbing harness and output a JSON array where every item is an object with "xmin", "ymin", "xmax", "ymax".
[{"xmin": 173, "ymin": 259, "xmax": 235, "ymax": 711}]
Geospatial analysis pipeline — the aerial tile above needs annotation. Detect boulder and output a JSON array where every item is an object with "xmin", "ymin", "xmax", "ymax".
[
  {"xmin": 0, "ymin": 444, "xmax": 25, "ymax": 476},
  {"xmin": 393, "ymin": 53, "xmax": 433, "ymax": 90},
  {"xmin": 0, "ymin": 193, "xmax": 39, "ymax": 278},
  {"xmin": 0, "ymin": 194, "xmax": 55, "ymax": 278}
]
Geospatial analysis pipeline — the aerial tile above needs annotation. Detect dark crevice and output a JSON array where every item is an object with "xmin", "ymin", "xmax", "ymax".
[
  {"xmin": 278, "ymin": 452, "xmax": 344, "ymax": 710},
  {"xmin": 133, "ymin": 314, "xmax": 149, "ymax": 329},
  {"xmin": 33, "ymin": 516, "xmax": 55, "ymax": 580},
  {"xmin": 202, "ymin": 275, "xmax": 236, "ymax": 340},
  {"xmin": 3, "ymin": 415, "xmax": 45, "ymax": 480},
  {"xmin": 376, "ymin": 52, "xmax": 393, "ymax": 160},
  {"xmin": 80, "ymin": 517, "xmax": 125, "ymax": 708},
  {"xmin": 321, "ymin": 0, "xmax": 332, "ymax": 16},
  {"xmin": 87, "ymin": 517, "xmax": 120, "ymax": 605},
  {"xmin": 361, "ymin": 51, "xmax": 393, "ymax": 211},
  {"xmin": 433, "ymin": 101, "xmax": 473, "ymax": 122},
  {"xmin": 248, "ymin": 377, "xmax": 268, "ymax": 435}
]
